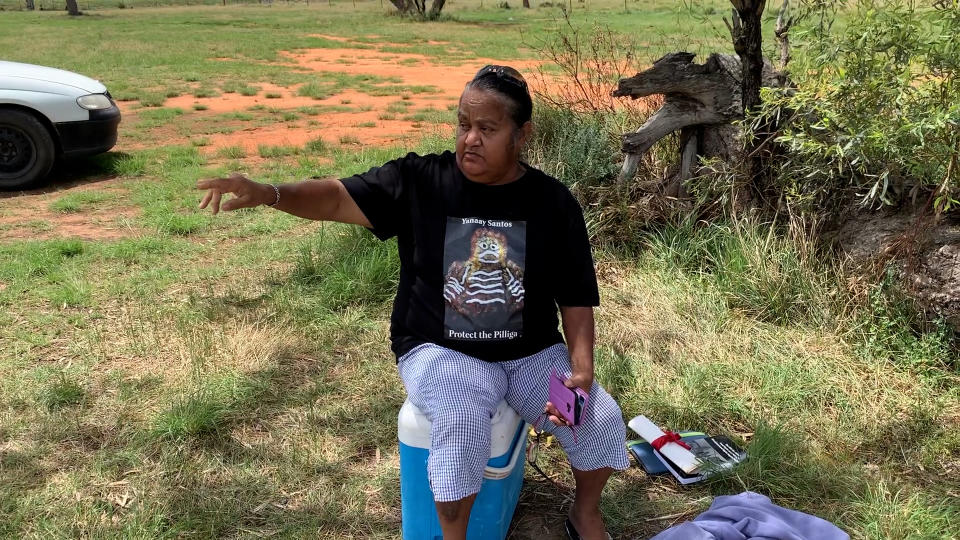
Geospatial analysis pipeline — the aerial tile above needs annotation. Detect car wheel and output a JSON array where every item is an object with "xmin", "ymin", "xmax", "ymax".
[{"xmin": 0, "ymin": 109, "xmax": 56, "ymax": 190}]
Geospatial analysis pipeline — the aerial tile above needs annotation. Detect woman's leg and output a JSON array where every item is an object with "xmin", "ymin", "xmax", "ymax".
[
  {"xmin": 398, "ymin": 344, "xmax": 508, "ymax": 539},
  {"xmin": 503, "ymin": 343, "xmax": 629, "ymax": 540}
]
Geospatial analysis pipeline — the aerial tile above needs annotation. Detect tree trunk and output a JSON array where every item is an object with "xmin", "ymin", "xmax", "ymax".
[
  {"xmin": 388, "ymin": 0, "xmax": 411, "ymax": 12},
  {"xmin": 428, "ymin": 0, "xmax": 445, "ymax": 17},
  {"xmin": 613, "ymin": 53, "xmax": 742, "ymax": 182},
  {"xmin": 613, "ymin": 52, "xmax": 779, "ymax": 185},
  {"xmin": 522, "ymin": 0, "xmax": 530, "ymax": 7},
  {"xmin": 65, "ymin": 0, "xmax": 81, "ymax": 15},
  {"xmin": 25, "ymin": 0, "xmax": 35, "ymax": 9},
  {"xmin": 725, "ymin": 1, "xmax": 766, "ymax": 206},
  {"xmin": 728, "ymin": 1, "xmax": 765, "ymax": 113}
]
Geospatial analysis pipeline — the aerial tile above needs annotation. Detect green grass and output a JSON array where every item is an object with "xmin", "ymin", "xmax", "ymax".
[
  {"xmin": 134, "ymin": 107, "xmax": 185, "ymax": 129},
  {"xmin": 222, "ymin": 80, "xmax": 260, "ymax": 96},
  {"xmin": 138, "ymin": 93, "xmax": 166, "ymax": 107},
  {"xmin": 386, "ymin": 100, "xmax": 412, "ymax": 114},
  {"xmin": 257, "ymin": 144, "xmax": 299, "ymax": 158},
  {"xmin": 287, "ymin": 226, "xmax": 400, "ymax": 312},
  {"xmin": 403, "ymin": 107, "xmax": 453, "ymax": 125},
  {"xmin": 111, "ymin": 152, "xmax": 150, "ymax": 176},
  {"xmin": 43, "ymin": 373, "xmax": 85, "ymax": 410},
  {"xmin": 48, "ymin": 191, "xmax": 116, "ymax": 214},
  {"xmin": 192, "ymin": 87, "xmax": 220, "ymax": 98},
  {"xmin": 216, "ymin": 145, "xmax": 246, "ymax": 159},
  {"xmin": 215, "ymin": 111, "xmax": 254, "ymax": 122},
  {"xmin": 0, "ymin": 3, "xmax": 955, "ymax": 539},
  {"xmin": 304, "ymin": 136, "xmax": 329, "ymax": 154},
  {"xmin": 0, "ymin": 0, "xmax": 736, "ymax": 111},
  {"xmin": 297, "ymin": 81, "xmax": 335, "ymax": 100}
]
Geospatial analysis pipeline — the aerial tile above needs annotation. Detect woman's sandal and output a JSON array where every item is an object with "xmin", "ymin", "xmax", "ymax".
[{"xmin": 564, "ymin": 517, "xmax": 613, "ymax": 540}]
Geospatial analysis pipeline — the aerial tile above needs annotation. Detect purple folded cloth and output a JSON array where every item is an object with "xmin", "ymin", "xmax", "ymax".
[{"xmin": 650, "ymin": 491, "xmax": 849, "ymax": 540}]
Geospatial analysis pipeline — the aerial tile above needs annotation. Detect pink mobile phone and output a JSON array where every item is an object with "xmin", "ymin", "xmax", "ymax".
[{"xmin": 548, "ymin": 370, "xmax": 590, "ymax": 426}]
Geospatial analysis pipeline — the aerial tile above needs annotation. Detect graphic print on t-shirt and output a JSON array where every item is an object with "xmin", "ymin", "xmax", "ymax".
[{"xmin": 443, "ymin": 217, "xmax": 526, "ymax": 341}]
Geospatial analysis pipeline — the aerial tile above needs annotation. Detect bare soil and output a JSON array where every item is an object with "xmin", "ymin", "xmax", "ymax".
[
  {"xmin": 0, "ymin": 179, "xmax": 139, "ymax": 242},
  {"xmin": 127, "ymin": 44, "xmax": 546, "ymax": 154}
]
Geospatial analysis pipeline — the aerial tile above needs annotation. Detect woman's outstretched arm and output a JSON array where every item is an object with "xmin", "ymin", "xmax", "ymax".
[{"xmin": 196, "ymin": 173, "xmax": 372, "ymax": 227}]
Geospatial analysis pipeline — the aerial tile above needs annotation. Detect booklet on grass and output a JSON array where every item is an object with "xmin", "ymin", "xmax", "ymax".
[
  {"xmin": 651, "ymin": 435, "xmax": 747, "ymax": 484},
  {"xmin": 626, "ymin": 415, "xmax": 747, "ymax": 485}
]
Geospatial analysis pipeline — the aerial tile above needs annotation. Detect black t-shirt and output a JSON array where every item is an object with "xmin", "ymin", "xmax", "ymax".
[{"xmin": 340, "ymin": 151, "xmax": 600, "ymax": 362}]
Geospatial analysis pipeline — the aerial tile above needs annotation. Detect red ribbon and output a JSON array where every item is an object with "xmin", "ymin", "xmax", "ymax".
[{"xmin": 651, "ymin": 430, "xmax": 690, "ymax": 451}]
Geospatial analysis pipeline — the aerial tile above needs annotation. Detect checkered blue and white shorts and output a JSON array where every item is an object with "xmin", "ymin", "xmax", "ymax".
[{"xmin": 398, "ymin": 342, "xmax": 630, "ymax": 502}]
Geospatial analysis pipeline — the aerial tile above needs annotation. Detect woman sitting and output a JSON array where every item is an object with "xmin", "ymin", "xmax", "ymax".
[{"xmin": 197, "ymin": 65, "xmax": 629, "ymax": 540}]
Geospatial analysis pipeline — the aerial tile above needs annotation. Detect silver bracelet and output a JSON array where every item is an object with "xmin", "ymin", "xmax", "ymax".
[{"xmin": 266, "ymin": 184, "xmax": 280, "ymax": 207}]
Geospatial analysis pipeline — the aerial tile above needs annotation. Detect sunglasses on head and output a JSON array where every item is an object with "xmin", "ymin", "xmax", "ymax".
[{"xmin": 474, "ymin": 64, "xmax": 528, "ymax": 92}]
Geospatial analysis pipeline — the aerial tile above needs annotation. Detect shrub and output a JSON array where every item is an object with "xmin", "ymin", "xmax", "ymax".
[
  {"xmin": 854, "ymin": 268, "xmax": 956, "ymax": 373},
  {"xmin": 762, "ymin": 0, "xmax": 960, "ymax": 215},
  {"xmin": 524, "ymin": 102, "xmax": 618, "ymax": 188}
]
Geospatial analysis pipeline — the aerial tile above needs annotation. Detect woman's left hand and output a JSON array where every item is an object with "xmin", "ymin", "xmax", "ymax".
[{"xmin": 544, "ymin": 370, "xmax": 593, "ymax": 427}]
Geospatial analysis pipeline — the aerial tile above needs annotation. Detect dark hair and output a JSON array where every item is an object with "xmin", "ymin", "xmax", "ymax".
[{"xmin": 464, "ymin": 65, "xmax": 533, "ymax": 128}]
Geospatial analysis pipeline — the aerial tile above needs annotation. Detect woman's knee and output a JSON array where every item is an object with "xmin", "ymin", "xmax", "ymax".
[
  {"xmin": 562, "ymin": 388, "xmax": 630, "ymax": 470},
  {"xmin": 432, "ymin": 406, "xmax": 491, "ymax": 436},
  {"xmin": 427, "ymin": 408, "xmax": 492, "ymax": 501},
  {"xmin": 585, "ymin": 390, "xmax": 626, "ymax": 438}
]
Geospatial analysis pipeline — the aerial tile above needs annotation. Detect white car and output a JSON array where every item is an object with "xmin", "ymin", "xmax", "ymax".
[{"xmin": 0, "ymin": 61, "xmax": 121, "ymax": 189}]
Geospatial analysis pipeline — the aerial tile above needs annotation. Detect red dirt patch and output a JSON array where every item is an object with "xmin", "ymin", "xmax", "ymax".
[
  {"xmin": 161, "ymin": 83, "xmax": 324, "ymax": 114},
  {"xmin": 205, "ymin": 88, "xmax": 455, "ymax": 153},
  {"xmin": 119, "ymin": 45, "xmax": 546, "ymax": 156},
  {"xmin": 0, "ymin": 184, "xmax": 141, "ymax": 242},
  {"xmin": 279, "ymin": 47, "xmax": 544, "ymax": 98}
]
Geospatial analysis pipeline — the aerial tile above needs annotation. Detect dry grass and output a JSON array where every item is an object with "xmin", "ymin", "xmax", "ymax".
[{"xmin": 1, "ymin": 224, "xmax": 957, "ymax": 537}]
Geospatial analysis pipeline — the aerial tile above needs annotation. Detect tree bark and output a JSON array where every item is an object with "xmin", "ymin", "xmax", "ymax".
[
  {"xmin": 774, "ymin": 0, "xmax": 792, "ymax": 72},
  {"xmin": 428, "ymin": 0, "xmax": 446, "ymax": 17},
  {"xmin": 613, "ymin": 52, "xmax": 779, "ymax": 184},
  {"xmin": 613, "ymin": 53, "xmax": 742, "ymax": 181},
  {"xmin": 727, "ymin": 1, "xmax": 765, "ymax": 114},
  {"xmin": 25, "ymin": 0, "xmax": 35, "ymax": 9},
  {"xmin": 388, "ymin": 0, "xmax": 412, "ymax": 12},
  {"xmin": 725, "ymin": 0, "xmax": 766, "ymax": 206},
  {"xmin": 66, "ymin": 0, "xmax": 81, "ymax": 15},
  {"xmin": 523, "ymin": 0, "xmax": 530, "ymax": 7}
]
